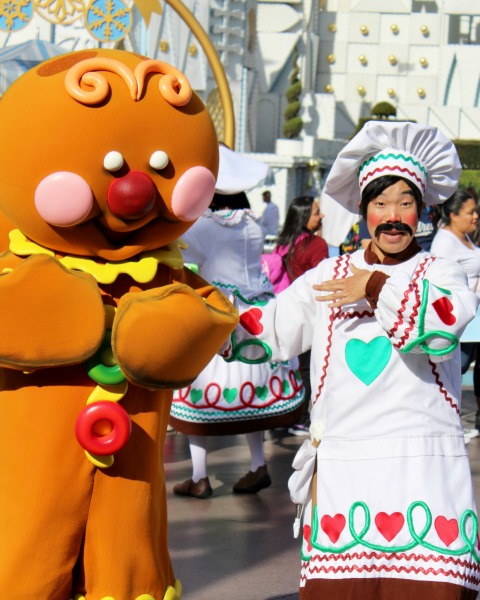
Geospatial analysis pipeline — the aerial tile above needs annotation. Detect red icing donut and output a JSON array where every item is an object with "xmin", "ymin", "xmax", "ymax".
[{"xmin": 75, "ymin": 401, "xmax": 132, "ymax": 456}]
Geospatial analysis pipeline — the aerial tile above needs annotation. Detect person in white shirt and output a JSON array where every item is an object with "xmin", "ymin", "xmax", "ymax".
[
  {"xmin": 260, "ymin": 190, "xmax": 280, "ymax": 235},
  {"xmin": 431, "ymin": 189, "xmax": 480, "ymax": 432}
]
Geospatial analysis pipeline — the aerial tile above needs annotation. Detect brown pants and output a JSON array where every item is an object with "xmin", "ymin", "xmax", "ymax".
[{"xmin": 300, "ymin": 577, "xmax": 479, "ymax": 600}]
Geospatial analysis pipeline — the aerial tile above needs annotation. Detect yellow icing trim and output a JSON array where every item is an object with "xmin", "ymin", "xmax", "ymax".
[
  {"xmin": 86, "ymin": 382, "xmax": 128, "ymax": 404},
  {"xmin": 9, "ymin": 229, "xmax": 55, "ymax": 257},
  {"xmin": 164, "ymin": 579, "xmax": 182, "ymax": 599},
  {"xmin": 71, "ymin": 579, "xmax": 181, "ymax": 600},
  {"xmin": 8, "ymin": 230, "xmax": 187, "ymax": 284},
  {"xmin": 85, "ymin": 450, "xmax": 114, "ymax": 468}
]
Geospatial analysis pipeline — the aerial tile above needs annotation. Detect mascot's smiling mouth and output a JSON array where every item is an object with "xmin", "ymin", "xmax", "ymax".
[
  {"xmin": 96, "ymin": 224, "xmax": 135, "ymax": 245},
  {"xmin": 90, "ymin": 212, "xmax": 186, "ymax": 257}
]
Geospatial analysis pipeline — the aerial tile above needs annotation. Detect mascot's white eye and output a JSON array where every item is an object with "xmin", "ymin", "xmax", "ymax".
[
  {"xmin": 150, "ymin": 151, "xmax": 169, "ymax": 171},
  {"xmin": 104, "ymin": 151, "xmax": 124, "ymax": 172}
]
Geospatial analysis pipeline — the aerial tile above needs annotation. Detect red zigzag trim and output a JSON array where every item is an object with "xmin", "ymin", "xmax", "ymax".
[
  {"xmin": 313, "ymin": 255, "xmax": 346, "ymax": 405},
  {"xmin": 302, "ymin": 551, "xmax": 480, "ymax": 570},
  {"xmin": 429, "ymin": 358, "xmax": 460, "ymax": 414},
  {"xmin": 300, "ymin": 563, "xmax": 480, "ymax": 584},
  {"xmin": 360, "ymin": 165, "xmax": 426, "ymax": 193},
  {"xmin": 389, "ymin": 257, "xmax": 433, "ymax": 348}
]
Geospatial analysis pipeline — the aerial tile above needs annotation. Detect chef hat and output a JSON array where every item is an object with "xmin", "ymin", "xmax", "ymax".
[
  {"xmin": 215, "ymin": 144, "xmax": 272, "ymax": 194},
  {"xmin": 322, "ymin": 121, "xmax": 462, "ymax": 214}
]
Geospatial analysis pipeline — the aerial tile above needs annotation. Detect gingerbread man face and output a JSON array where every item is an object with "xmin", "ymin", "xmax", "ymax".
[{"xmin": 0, "ymin": 49, "xmax": 219, "ymax": 261}]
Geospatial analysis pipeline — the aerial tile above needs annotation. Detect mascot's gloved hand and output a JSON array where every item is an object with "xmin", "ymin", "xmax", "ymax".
[
  {"xmin": 112, "ymin": 283, "xmax": 239, "ymax": 389},
  {"xmin": 0, "ymin": 254, "xmax": 105, "ymax": 370}
]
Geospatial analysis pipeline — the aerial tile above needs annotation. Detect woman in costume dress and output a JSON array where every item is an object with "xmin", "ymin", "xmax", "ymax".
[{"xmin": 170, "ymin": 190, "xmax": 304, "ymax": 498}]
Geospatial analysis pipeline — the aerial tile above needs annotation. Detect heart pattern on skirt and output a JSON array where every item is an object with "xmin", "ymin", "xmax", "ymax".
[
  {"xmin": 434, "ymin": 516, "xmax": 459, "ymax": 547},
  {"xmin": 320, "ymin": 514, "xmax": 346, "ymax": 543},
  {"xmin": 375, "ymin": 512, "xmax": 405, "ymax": 542}
]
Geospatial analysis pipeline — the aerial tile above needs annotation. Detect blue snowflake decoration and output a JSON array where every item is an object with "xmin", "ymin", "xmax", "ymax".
[
  {"xmin": 0, "ymin": 0, "xmax": 33, "ymax": 32},
  {"xmin": 86, "ymin": 0, "xmax": 131, "ymax": 42}
]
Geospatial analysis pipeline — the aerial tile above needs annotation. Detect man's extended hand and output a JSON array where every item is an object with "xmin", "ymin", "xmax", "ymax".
[{"xmin": 313, "ymin": 264, "xmax": 372, "ymax": 308}]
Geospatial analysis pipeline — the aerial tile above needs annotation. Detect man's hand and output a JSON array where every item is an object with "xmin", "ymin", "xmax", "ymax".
[{"xmin": 313, "ymin": 264, "xmax": 372, "ymax": 308}]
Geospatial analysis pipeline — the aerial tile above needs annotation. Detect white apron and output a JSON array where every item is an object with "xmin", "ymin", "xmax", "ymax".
[{"xmin": 230, "ymin": 248, "xmax": 480, "ymax": 597}]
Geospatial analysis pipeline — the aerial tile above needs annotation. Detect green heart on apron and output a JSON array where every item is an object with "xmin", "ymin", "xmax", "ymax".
[
  {"xmin": 345, "ymin": 336, "xmax": 392, "ymax": 385},
  {"xmin": 190, "ymin": 389, "xmax": 203, "ymax": 403},
  {"xmin": 223, "ymin": 388, "xmax": 238, "ymax": 403},
  {"xmin": 255, "ymin": 385, "xmax": 269, "ymax": 400}
]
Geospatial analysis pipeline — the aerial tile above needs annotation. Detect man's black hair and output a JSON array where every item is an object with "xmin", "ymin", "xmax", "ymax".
[{"xmin": 359, "ymin": 175, "xmax": 423, "ymax": 220}]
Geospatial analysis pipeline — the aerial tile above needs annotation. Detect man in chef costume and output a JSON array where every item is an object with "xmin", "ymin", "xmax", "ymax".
[{"xmin": 224, "ymin": 121, "xmax": 480, "ymax": 599}]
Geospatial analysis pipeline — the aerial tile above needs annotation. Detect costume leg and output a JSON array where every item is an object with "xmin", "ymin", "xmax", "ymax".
[
  {"xmin": 80, "ymin": 387, "xmax": 175, "ymax": 599},
  {"xmin": 233, "ymin": 431, "xmax": 271, "ymax": 493},
  {"xmin": 189, "ymin": 435, "xmax": 208, "ymax": 481},
  {"xmin": 0, "ymin": 368, "xmax": 94, "ymax": 600},
  {"xmin": 245, "ymin": 431, "xmax": 265, "ymax": 471}
]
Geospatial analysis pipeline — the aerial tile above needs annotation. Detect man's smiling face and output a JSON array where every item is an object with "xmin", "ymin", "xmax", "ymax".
[{"xmin": 366, "ymin": 179, "xmax": 419, "ymax": 261}]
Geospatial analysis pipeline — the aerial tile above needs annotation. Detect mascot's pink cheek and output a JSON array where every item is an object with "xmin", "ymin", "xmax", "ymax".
[
  {"xmin": 171, "ymin": 166, "xmax": 216, "ymax": 222},
  {"xmin": 35, "ymin": 172, "xmax": 94, "ymax": 227}
]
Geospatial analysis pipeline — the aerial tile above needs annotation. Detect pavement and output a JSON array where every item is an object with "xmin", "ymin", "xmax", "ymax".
[{"xmin": 165, "ymin": 388, "xmax": 480, "ymax": 600}]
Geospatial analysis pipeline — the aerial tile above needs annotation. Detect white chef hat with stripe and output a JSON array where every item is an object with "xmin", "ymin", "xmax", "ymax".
[{"xmin": 323, "ymin": 121, "xmax": 462, "ymax": 214}]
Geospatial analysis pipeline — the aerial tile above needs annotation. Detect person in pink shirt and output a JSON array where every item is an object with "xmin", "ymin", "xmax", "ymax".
[{"xmin": 265, "ymin": 195, "xmax": 329, "ymax": 435}]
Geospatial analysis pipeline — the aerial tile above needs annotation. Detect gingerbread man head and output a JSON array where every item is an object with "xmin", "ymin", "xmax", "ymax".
[{"xmin": 0, "ymin": 49, "xmax": 219, "ymax": 261}]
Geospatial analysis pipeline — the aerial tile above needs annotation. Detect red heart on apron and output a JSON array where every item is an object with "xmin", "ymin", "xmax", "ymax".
[
  {"xmin": 434, "ymin": 516, "xmax": 459, "ymax": 547},
  {"xmin": 375, "ymin": 512, "xmax": 405, "ymax": 541},
  {"xmin": 432, "ymin": 296, "xmax": 456, "ymax": 326},
  {"xmin": 240, "ymin": 308, "xmax": 264, "ymax": 335},
  {"xmin": 303, "ymin": 524, "xmax": 312, "ymax": 552},
  {"xmin": 320, "ymin": 514, "xmax": 346, "ymax": 543}
]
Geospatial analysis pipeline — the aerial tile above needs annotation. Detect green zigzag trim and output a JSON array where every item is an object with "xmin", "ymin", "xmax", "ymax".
[
  {"xmin": 171, "ymin": 396, "xmax": 304, "ymax": 422},
  {"xmin": 358, "ymin": 153, "xmax": 428, "ymax": 179},
  {"xmin": 213, "ymin": 282, "xmax": 274, "ymax": 303}
]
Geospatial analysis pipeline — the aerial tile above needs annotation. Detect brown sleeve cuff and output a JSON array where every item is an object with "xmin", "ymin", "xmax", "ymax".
[{"xmin": 365, "ymin": 270, "xmax": 389, "ymax": 308}]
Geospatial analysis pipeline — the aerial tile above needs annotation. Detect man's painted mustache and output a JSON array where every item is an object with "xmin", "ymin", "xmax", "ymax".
[{"xmin": 374, "ymin": 222, "xmax": 413, "ymax": 237}]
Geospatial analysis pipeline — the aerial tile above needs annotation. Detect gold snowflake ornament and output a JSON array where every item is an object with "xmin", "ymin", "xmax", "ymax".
[
  {"xmin": 0, "ymin": 0, "xmax": 33, "ymax": 31},
  {"xmin": 86, "ymin": 0, "xmax": 131, "ymax": 42},
  {"xmin": 33, "ymin": 0, "xmax": 84, "ymax": 24}
]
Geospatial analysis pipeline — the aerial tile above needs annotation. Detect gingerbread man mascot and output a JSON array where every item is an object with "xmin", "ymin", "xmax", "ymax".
[{"xmin": 0, "ymin": 49, "xmax": 238, "ymax": 600}]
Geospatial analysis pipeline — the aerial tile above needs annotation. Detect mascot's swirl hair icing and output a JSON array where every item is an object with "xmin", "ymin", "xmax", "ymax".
[{"xmin": 64, "ymin": 57, "xmax": 193, "ymax": 106}]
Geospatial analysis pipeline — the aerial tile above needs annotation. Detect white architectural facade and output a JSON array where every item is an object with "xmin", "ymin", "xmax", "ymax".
[
  {"xmin": 250, "ymin": 0, "xmax": 480, "ymax": 221},
  {"xmin": 0, "ymin": 0, "xmax": 479, "ymax": 221}
]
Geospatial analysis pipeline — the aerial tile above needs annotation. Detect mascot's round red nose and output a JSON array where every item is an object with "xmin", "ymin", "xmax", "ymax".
[{"xmin": 108, "ymin": 171, "xmax": 156, "ymax": 219}]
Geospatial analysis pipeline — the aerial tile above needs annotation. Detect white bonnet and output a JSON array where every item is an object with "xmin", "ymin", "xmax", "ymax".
[
  {"xmin": 215, "ymin": 145, "xmax": 271, "ymax": 194},
  {"xmin": 322, "ymin": 121, "xmax": 462, "ymax": 214}
]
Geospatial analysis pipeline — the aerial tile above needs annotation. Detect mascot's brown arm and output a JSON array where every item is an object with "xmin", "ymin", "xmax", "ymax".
[
  {"xmin": 0, "ymin": 254, "xmax": 105, "ymax": 370},
  {"xmin": 112, "ymin": 268, "xmax": 239, "ymax": 389}
]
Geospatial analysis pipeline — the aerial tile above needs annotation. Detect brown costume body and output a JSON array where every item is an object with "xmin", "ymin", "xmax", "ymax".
[{"xmin": 0, "ymin": 50, "xmax": 237, "ymax": 599}]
